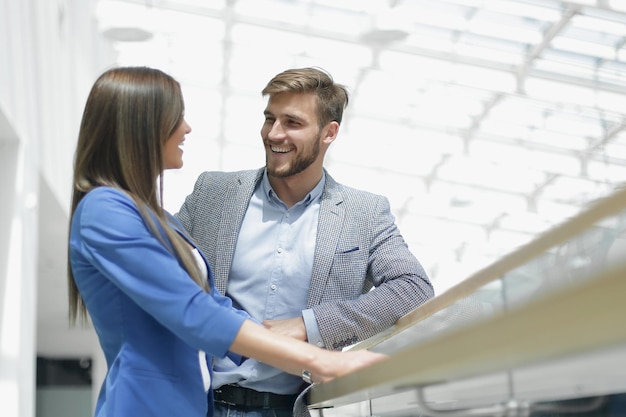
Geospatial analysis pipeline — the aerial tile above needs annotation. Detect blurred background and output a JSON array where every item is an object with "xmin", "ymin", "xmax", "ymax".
[{"xmin": 2, "ymin": 0, "xmax": 626, "ymax": 416}]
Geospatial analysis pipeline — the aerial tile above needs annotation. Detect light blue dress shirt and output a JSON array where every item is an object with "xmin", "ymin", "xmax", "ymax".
[{"xmin": 212, "ymin": 170, "xmax": 325, "ymax": 394}]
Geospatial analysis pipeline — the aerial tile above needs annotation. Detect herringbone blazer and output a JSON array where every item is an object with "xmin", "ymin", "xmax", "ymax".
[{"xmin": 175, "ymin": 168, "xmax": 434, "ymax": 350}]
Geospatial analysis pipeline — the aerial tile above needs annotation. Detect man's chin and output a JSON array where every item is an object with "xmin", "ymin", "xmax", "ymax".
[{"xmin": 267, "ymin": 168, "xmax": 292, "ymax": 178}]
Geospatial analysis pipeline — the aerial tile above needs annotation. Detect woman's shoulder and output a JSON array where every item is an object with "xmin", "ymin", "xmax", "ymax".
[
  {"xmin": 83, "ymin": 185, "xmax": 133, "ymax": 201},
  {"xmin": 73, "ymin": 187, "xmax": 149, "ymax": 237},
  {"xmin": 78, "ymin": 186, "xmax": 137, "ymax": 216}
]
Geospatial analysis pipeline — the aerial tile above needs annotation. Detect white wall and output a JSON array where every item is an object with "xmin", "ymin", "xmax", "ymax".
[
  {"xmin": 0, "ymin": 1, "xmax": 115, "ymax": 416},
  {"xmin": 0, "ymin": 108, "xmax": 38, "ymax": 417}
]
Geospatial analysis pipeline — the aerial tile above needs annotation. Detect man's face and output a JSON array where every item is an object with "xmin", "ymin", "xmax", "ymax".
[{"xmin": 260, "ymin": 92, "xmax": 324, "ymax": 178}]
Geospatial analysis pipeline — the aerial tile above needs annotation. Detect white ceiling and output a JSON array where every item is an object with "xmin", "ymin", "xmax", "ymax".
[{"xmin": 37, "ymin": 0, "xmax": 626, "ymax": 356}]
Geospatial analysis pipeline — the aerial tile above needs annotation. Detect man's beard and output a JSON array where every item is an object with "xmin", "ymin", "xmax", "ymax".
[{"xmin": 267, "ymin": 136, "xmax": 321, "ymax": 178}]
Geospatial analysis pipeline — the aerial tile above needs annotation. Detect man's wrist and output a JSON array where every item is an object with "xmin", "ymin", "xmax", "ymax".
[{"xmin": 302, "ymin": 309, "xmax": 325, "ymax": 347}]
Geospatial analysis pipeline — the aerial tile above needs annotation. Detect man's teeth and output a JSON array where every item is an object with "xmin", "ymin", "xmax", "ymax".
[{"xmin": 271, "ymin": 146, "xmax": 290, "ymax": 153}]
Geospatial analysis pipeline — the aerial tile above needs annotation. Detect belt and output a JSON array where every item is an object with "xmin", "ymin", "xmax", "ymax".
[{"xmin": 213, "ymin": 384, "xmax": 298, "ymax": 410}]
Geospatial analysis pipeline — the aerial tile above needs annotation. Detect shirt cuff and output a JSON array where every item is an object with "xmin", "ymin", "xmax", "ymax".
[{"xmin": 302, "ymin": 309, "xmax": 325, "ymax": 348}]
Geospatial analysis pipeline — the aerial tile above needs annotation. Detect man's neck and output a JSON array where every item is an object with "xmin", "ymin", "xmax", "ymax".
[{"xmin": 268, "ymin": 169, "xmax": 323, "ymax": 209}]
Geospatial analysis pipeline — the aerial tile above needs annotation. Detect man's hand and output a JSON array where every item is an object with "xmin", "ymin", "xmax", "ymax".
[{"xmin": 263, "ymin": 317, "xmax": 307, "ymax": 341}]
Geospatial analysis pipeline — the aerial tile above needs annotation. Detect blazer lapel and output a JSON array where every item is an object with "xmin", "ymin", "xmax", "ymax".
[
  {"xmin": 308, "ymin": 173, "xmax": 344, "ymax": 307},
  {"xmin": 213, "ymin": 169, "xmax": 264, "ymax": 295}
]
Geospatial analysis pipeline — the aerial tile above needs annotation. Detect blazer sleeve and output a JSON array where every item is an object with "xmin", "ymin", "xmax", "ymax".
[
  {"xmin": 310, "ymin": 193, "xmax": 435, "ymax": 350},
  {"xmin": 73, "ymin": 188, "xmax": 247, "ymax": 358}
]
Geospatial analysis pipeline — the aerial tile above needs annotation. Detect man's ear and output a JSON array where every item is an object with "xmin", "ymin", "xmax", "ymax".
[{"xmin": 323, "ymin": 121, "xmax": 339, "ymax": 144}]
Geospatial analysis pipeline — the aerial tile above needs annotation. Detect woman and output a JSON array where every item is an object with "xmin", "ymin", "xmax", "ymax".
[{"xmin": 67, "ymin": 66, "xmax": 385, "ymax": 417}]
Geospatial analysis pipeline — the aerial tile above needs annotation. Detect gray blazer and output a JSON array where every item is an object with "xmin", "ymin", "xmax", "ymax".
[{"xmin": 175, "ymin": 168, "xmax": 434, "ymax": 350}]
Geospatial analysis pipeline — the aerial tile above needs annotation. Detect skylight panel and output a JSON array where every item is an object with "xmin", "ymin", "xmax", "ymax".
[
  {"xmin": 234, "ymin": 0, "xmax": 309, "ymax": 23},
  {"xmin": 480, "ymin": 0, "xmax": 562, "ymax": 21},
  {"xmin": 551, "ymin": 37, "xmax": 618, "ymax": 60},
  {"xmin": 467, "ymin": 10, "xmax": 544, "ymax": 44}
]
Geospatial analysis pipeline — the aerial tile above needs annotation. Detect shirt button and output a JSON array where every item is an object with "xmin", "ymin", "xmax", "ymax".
[
  {"xmin": 271, "ymin": 284, "xmax": 277, "ymax": 290},
  {"xmin": 285, "ymin": 212, "xmax": 290, "ymax": 218},
  {"xmin": 277, "ymin": 247, "xmax": 283, "ymax": 253},
  {"xmin": 316, "ymin": 341, "xmax": 323, "ymax": 347}
]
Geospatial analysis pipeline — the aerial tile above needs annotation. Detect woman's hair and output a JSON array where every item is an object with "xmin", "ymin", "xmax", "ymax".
[
  {"xmin": 68, "ymin": 66, "xmax": 206, "ymax": 324},
  {"xmin": 261, "ymin": 67, "xmax": 349, "ymax": 128}
]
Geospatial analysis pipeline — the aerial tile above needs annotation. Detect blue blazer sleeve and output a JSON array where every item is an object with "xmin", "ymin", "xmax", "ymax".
[{"xmin": 71, "ymin": 187, "xmax": 246, "ymax": 358}]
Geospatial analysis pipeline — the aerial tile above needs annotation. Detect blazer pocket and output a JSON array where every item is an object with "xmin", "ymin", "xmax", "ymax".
[
  {"xmin": 331, "ymin": 247, "xmax": 368, "ymax": 286},
  {"xmin": 338, "ymin": 246, "xmax": 359, "ymax": 254}
]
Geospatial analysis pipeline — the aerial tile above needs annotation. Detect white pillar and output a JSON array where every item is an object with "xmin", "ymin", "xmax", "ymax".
[
  {"xmin": 0, "ymin": 112, "xmax": 38, "ymax": 417},
  {"xmin": 0, "ymin": 1, "xmax": 115, "ymax": 416}
]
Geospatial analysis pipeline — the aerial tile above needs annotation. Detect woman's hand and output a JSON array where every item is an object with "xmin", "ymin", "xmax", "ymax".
[
  {"xmin": 230, "ymin": 320, "xmax": 387, "ymax": 384},
  {"xmin": 307, "ymin": 348, "xmax": 388, "ymax": 384}
]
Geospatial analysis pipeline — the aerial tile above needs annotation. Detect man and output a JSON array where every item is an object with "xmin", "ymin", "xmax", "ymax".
[{"xmin": 176, "ymin": 67, "xmax": 434, "ymax": 417}]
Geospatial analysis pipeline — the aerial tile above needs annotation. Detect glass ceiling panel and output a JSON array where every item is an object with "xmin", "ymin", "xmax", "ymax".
[
  {"xmin": 467, "ymin": 11, "xmax": 544, "ymax": 43},
  {"xmin": 608, "ymin": 0, "xmax": 626, "ymax": 12},
  {"xmin": 301, "ymin": 37, "xmax": 372, "ymax": 67},
  {"xmin": 524, "ymin": 77, "xmax": 598, "ymax": 106},
  {"xmin": 227, "ymin": 46, "xmax": 298, "ymax": 91},
  {"xmin": 231, "ymin": 23, "xmax": 308, "ymax": 50},
  {"xmin": 551, "ymin": 37, "xmax": 617, "ymax": 60},
  {"xmin": 377, "ymin": 52, "xmax": 454, "ymax": 81},
  {"xmin": 312, "ymin": 0, "xmax": 387, "ymax": 14},
  {"xmin": 437, "ymin": 155, "xmax": 545, "ymax": 193},
  {"xmin": 541, "ymin": 176, "xmax": 614, "ymax": 203},
  {"xmin": 479, "ymin": 0, "xmax": 563, "ymax": 21},
  {"xmin": 405, "ymin": 0, "xmax": 473, "ymax": 31},
  {"xmin": 234, "ymin": 0, "xmax": 309, "ymax": 23},
  {"xmin": 96, "ymin": 0, "xmax": 626, "ymax": 292},
  {"xmin": 499, "ymin": 211, "xmax": 554, "ymax": 234},
  {"xmin": 158, "ymin": 0, "xmax": 227, "ymax": 10},
  {"xmin": 525, "ymin": 130, "xmax": 591, "ymax": 153},
  {"xmin": 532, "ymin": 51, "xmax": 602, "ymax": 81},
  {"xmin": 469, "ymin": 140, "xmax": 535, "ymax": 168},
  {"xmin": 596, "ymin": 60, "xmax": 626, "ymax": 86},
  {"xmin": 587, "ymin": 160, "xmax": 626, "ymax": 183},
  {"xmin": 569, "ymin": 15, "xmax": 626, "ymax": 38},
  {"xmin": 603, "ymin": 132, "xmax": 626, "ymax": 160}
]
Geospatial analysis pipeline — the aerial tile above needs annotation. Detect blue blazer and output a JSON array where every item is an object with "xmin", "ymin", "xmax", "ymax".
[{"xmin": 69, "ymin": 187, "xmax": 248, "ymax": 417}]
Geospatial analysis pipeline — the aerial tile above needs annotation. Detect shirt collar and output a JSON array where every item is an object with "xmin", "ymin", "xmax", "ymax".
[{"xmin": 261, "ymin": 169, "xmax": 326, "ymax": 207}]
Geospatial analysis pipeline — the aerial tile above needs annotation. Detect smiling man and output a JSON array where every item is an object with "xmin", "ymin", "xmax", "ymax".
[{"xmin": 175, "ymin": 67, "xmax": 434, "ymax": 417}]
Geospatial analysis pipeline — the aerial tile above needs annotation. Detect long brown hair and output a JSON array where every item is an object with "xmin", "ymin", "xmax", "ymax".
[{"xmin": 68, "ymin": 66, "xmax": 206, "ymax": 324}]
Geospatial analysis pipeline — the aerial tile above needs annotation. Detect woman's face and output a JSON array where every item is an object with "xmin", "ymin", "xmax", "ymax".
[{"xmin": 163, "ymin": 116, "xmax": 191, "ymax": 170}]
